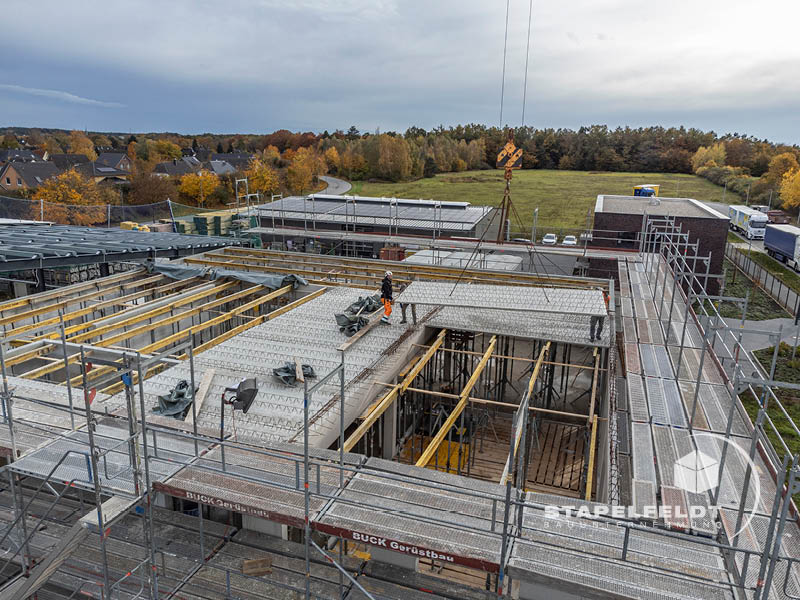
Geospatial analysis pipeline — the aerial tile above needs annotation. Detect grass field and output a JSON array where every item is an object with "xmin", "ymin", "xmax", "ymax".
[
  {"xmin": 350, "ymin": 169, "xmax": 732, "ymax": 233},
  {"xmin": 737, "ymin": 248, "xmax": 800, "ymax": 295}
]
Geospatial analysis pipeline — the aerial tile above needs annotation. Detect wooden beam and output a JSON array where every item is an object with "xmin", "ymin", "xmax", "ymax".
[
  {"xmin": 0, "ymin": 275, "xmax": 164, "ymax": 326},
  {"xmin": 416, "ymin": 335, "xmax": 497, "ymax": 468},
  {"xmin": 502, "ymin": 341, "xmax": 550, "ymax": 485},
  {"xmin": 343, "ymin": 329, "xmax": 446, "ymax": 453},
  {"xmin": 67, "ymin": 281, "xmax": 238, "ymax": 343},
  {"xmin": 585, "ymin": 414, "xmax": 598, "ymax": 501},
  {"xmin": 0, "ymin": 268, "xmax": 145, "ymax": 315},
  {"xmin": 587, "ymin": 348, "xmax": 600, "ymax": 425},
  {"xmin": 185, "ymin": 368, "xmax": 215, "ymax": 427},
  {"xmin": 372, "ymin": 381, "xmax": 592, "ymax": 420},
  {"xmin": 72, "ymin": 285, "xmax": 291, "ymax": 387},
  {"xmin": 13, "ymin": 277, "xmax": 197, "ymax": 340},
  {"xmin": 100, "ymin": 288, "xmax": 327, "ymax": 394}
]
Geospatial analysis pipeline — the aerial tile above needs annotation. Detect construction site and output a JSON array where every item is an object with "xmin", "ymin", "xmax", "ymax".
[{"xmin": 0, "ymin": 201, "xmax": 798, "ymax": 600}]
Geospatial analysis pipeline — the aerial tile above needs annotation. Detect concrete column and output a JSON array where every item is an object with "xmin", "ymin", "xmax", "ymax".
[{"xmin": 382, "ymin": 398, "xmax": 397, "ymax": 460}]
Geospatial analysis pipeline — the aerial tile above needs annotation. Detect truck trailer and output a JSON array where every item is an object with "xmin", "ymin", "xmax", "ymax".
[
  {"xmin": 764, "ymin": 224, "xmax": 800, "ymax": 272},
  {"xmin": 728, "ymin": 205, "xmax": 768, "ymax": 239}
]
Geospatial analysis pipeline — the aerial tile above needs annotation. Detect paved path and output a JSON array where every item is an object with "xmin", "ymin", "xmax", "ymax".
[
  {"xmin": 319, "ymin": 175, "xmax": 351, "ymax": 195},
  {"xmin": 697, "ymin": 315, "xmax": 800, "ymax": 353}
]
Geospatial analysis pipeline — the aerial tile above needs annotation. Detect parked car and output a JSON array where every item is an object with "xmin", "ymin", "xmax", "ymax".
[
  {"xmin": 562, "ymin": 235, "xmax": 577, "ymax": 246},
  {"xmin": 512, "ymin": 237, "xmax": 532, "ymax": 244},
  {"xmin": 542, "ymin": 233, "xmax": 558, "ymax": 245}
]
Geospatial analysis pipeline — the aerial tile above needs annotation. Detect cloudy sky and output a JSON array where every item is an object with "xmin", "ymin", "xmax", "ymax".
[{"xmin": 1, "ymin": 0, "xmax": 798, "ymax": 143}]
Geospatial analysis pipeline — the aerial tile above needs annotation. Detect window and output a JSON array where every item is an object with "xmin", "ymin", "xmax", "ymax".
[
  {"xmin": 17, "ymin": 178, "xmax": 21, "ymax": 186},
  {"xmin": 4, "ymin": 177, "xmax": 9, "ymax": 185}
]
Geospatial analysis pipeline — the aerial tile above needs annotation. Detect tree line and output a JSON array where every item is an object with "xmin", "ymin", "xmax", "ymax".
[{"xmin": 2, "ymin": 124, "xmax": 799, "ymax": 209}]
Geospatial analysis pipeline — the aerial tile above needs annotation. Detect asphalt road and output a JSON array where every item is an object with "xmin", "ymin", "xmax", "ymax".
[
  {"xmin": 700, "ymin": 200, "xmax": 766, "ymax": 252},
  {"xmin": 319, "ymin": 175, "xmax": 352, "ymax": 196}
]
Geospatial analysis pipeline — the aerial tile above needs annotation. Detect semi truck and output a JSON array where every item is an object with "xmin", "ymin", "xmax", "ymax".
[
  {"xmin": 764, "ymin": 224, "xmax": 800, "ymax": 272},
  {"xmin": 728, "ymin": 205, "xmax": 768, "ymax": 239}
]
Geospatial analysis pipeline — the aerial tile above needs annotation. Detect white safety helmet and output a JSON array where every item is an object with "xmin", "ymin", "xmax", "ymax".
[{"xmin": 385, "ymin": 271, "xmax": 393, "ymax": 277}]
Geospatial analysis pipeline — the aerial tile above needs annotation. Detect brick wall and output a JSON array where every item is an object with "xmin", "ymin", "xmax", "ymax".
[{"xmin": 593, "ymin": 213, "xmax": 727, "ymax": 294}]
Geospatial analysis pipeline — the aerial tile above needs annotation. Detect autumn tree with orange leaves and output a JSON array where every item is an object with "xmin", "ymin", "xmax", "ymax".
[{"xmin": 32, "ymin": 170, "xmax": 109, "ymax": 225}]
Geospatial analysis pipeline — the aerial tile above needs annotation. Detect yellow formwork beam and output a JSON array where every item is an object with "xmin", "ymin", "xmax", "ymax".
[
  {"xmin": 416, "ymin": 335, "xmax": 497, "ymax": 468},
  {"xmin": 20, "ymin": 282, "xmax": 258, "ymax": 382},
  {"xmin": 587, "ymin": 348, "xmax": 600, "ymax": 425},
  {"xmin": 101, "ymin": 288, "xmax": 328, "ymax": 395},
  {"xmin": 502, "ymin": 341, "xmax": 550, "ymax": 485},
  {"xmin": 217, "ymin": 247, "xmax": 603, "ymax": 288},
  {"xmin": 0, "ymin": 268, "xmax": 146, "ymax": 315},
  {"xmin": 67, "ymin": 280, "xmax": 238, "ymax": 343},
  {"xmin": 63, "ymin": 285, "xmax": 292, "ymax": 387},
  {"xmin": 585, "ymin": 414, "xmax": 598, "ymax": 501},
  {"xmin": 0, "ymin": 273, "xmax": 164, "ymax": 328},
  {"xmin": 14, "ymin": 277, "xmax": 197, "ymax": 340},
  {"xmin": 343, "ymin": 329, "xmax": 447, "ymax": 453}
]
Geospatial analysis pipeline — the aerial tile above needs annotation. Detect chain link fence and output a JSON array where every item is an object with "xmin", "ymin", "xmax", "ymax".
[{"xmin": 726, "ymin": 244, "xmax": 800, "ymax": 320}]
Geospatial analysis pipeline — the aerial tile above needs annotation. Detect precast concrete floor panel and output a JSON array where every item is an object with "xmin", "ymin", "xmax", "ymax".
[
  {"xmin": 397, "ymin": 281, "xmax": 607, "ymax": 317},
  {"xmin": 112, "ymin": 286, "xmax": 418, "ymax": 447}
]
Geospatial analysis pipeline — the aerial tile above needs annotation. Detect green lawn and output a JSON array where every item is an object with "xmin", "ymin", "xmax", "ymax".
[
  {"xmin": 695, "ymin": 260, "xmax": 788, "ymax": 320},
  {"xmin": 736, "ymin": 248, "xmax": 800, "ymax": 295},
  {"xmin": 743, "ymin": 344, "xmax": 800, "ymax": 465},
  {"xmin": 350, "ymin": 169, "xmax": 732, "ymax": 234}
]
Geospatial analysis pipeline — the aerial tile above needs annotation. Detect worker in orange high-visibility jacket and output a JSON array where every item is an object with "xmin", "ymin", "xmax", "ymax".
[{"xmin": 380, "ymin": 271, "xmax": 393, "ymax": 324}]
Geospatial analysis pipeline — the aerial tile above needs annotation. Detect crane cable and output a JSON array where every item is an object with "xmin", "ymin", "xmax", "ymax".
[
  {"xmin": 499, "ymin": 0, "xmax": 510, "ymax": 128},
  {"xmin": 521, "ymin": 0, "xmax": 534, "ymax": 126}
]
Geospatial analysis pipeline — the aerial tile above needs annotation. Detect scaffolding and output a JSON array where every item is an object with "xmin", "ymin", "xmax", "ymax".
[{"xmin": 0, "ymin": 235, "xmax": 798, "ymax": 599}]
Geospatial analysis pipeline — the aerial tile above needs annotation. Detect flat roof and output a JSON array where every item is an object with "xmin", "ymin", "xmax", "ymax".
[
  {"xmin": 595, "ymin": 195, "xmax": 728, "ymax": 219},
  {"xmin": 0, "ymin": 225, "xmax": 240, "ymax": 270},
  {"xmin": 256, "ymin": 194, "xmax": 492, "ymax": 232}
]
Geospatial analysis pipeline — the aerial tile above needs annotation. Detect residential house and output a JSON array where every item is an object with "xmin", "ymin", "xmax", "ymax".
[
  {"xmin": 0, "ymin": 161, "xmax": 60, "ymax": 192},
  {"xmin": 204, "ymin": 160, "xmax": 236, "ymax": 176},
  {"xmin": 96, "ymin": 152, "xmax": 132, "ymax": 172},
  {"xmin": 153, "ymin": 157, "xmax": 201, "ymax": 177},
  {"xmin": 211, "ymin": 152, "xmax": 253, "ymax": 171},
  {"xmin": 49, "ymin": 153, "xmax": 91, "ymax": 171},
  {"xmin": 76, "ymin": 162, "xmax": 129, "ymax": 185},
  {"xmin": 0, "ymin": 149, "xmax": 39, "ymax": 164}
]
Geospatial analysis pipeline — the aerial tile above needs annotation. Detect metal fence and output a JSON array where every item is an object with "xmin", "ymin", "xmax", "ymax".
[
  {"xmin": 0, "ymin": 195, "xmax": 223, "ymax": 229},
  {"xmin": 725, "ymin": 244, "xmax": 800, "ymax": 321}
]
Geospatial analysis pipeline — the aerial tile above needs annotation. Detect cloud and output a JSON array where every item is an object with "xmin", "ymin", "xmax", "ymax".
[{"xmin": 0, "ymin": 84, "xmax": 124, "ymax": 108}]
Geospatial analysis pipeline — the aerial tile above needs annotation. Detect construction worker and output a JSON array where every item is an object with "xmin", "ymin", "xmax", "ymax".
[
  {"xmin": 589, "ymin": 288, "xmax": 609, "ymax": 342},
  {"xmin": 380, "ymin": 271, "xmax": 393, "ymax": 324}
]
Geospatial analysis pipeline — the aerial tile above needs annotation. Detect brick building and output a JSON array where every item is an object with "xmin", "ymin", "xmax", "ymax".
[{"xmin": 592, "ymin": 195, "xmax": 729, "ymax": 293}]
